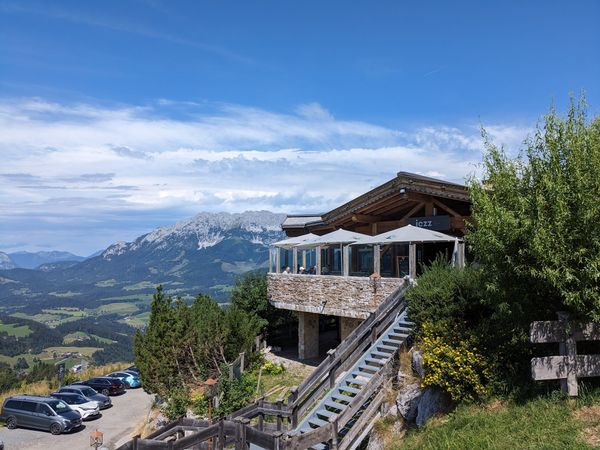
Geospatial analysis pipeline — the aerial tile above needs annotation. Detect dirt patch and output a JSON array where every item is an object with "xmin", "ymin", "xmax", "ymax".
[{"xmin": 574, "ymin": 406, "xmax": 600, "ymax": 447}]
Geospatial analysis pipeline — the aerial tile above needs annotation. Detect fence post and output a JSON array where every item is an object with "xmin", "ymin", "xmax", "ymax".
[
  {"xmin": 218, "ymin": 419, "xmax": 225, "ymax": 450},
  {"xmin": 288, "ymin": 387, "xmax": 298, "ymax": 428},
  {"xmin": 557, "ymin": 311, "xmax": 578, "ymax": 396}
]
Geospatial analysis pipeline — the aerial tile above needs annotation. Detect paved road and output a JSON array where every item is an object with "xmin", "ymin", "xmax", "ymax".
[{"xmin": 0, "ymin": 387, "xmax": 154, "ymax": 450}]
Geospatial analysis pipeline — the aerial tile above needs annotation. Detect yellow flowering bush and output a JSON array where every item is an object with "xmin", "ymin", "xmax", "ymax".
[
  {"xmin": 420, "ymin": 322, "xmax": 490, "ymax": 402},
  {"xmin": 261, "ymin": 360, "xmax": 285, "ymax": 375}
]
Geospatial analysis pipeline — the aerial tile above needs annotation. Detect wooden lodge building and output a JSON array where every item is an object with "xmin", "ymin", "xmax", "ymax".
[{"xmin": 267, "ymin": 172, "xmax": 471, "ymax": 360}]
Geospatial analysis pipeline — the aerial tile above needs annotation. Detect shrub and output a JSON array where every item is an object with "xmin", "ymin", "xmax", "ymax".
[
  {"xmin": 420, "ymin": 322, "xmax": 490, "ymax": 402},
  {"xmin": 261, "ymin": 361, "xmax": 285, "ymax": 375},
  {"xmin": 162, "ymin": 386, "xmax": 190, "ymax": 421}
]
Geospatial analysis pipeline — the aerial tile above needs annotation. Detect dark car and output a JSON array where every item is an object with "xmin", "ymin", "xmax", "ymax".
[
  {"xmin": 80, "ymin": 377, "xmax": 126, "ymax": 396},
  {"xmin": 58, "ymin": 385, "xmax": 112, "ymax": 409},
  {"xmin": 0, "ymin": 395, "xmax": 82, "ymax": 435},
  {"xmin": 105, "ymin": 371, "xmax": 141, "ymax": 388},
  {"xmin": 125, "ymin": 365, "xmax": 139, "ymax": 374}
]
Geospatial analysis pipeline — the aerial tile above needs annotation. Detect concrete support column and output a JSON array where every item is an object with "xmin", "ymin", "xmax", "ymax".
[
  {"xmin": 276, "ymin": 247, "xmax": 281, "ymax": 274},
  {"xmin": 302, "ymin": 250, "xmax": 307, "ymax": 271},
  {"xmin": 409, "ymin": 243, "xmax": 417, "ymax": 279},
  {"xmin": 458, "ymin": 242, "xmax": 466, "ymax": 268},
  {"xmin": 339, "ymin": 317, "xmax": 363, "ymax": 341},
  {"xmin": 269, "ymin": 246, "xmax": 273, "ymax": 273},
  {"xmin": 298, "ymin": 312, "xmax": 319, "ymax": 360}
]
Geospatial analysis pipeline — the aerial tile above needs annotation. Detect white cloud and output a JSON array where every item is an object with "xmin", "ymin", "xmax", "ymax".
[{"xmin": 0, "ymin": 97, "xmax": 532, "ymax": 253}]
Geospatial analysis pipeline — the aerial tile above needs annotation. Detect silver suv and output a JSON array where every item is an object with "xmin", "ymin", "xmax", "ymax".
[{"xmin": 0, "ymin": 395, "xmax": 82, "ymax": 435}]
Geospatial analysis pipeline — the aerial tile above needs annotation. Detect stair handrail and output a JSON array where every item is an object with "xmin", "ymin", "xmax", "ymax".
[{"xmin": 288, "ymin": 279, "xmax": 410, "ymax": 420}]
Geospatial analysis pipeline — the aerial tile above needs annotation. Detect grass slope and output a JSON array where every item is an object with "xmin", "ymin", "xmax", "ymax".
[{"xmin": 397, "ymin": 395, "xmax": 600, "ymax": 450}]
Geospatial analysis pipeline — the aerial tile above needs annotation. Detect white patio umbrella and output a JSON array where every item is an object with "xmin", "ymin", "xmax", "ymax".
[
  {"xmin": 355, "ymin": 224, "xmax": 459, "ymax": 245},
  {"xmin": 272, "ymin": 233, "xmax": 319, "ymax": 249},
  {"xmin": 295, "ymin": 228, "xmax": 370, "ymax": 247}
]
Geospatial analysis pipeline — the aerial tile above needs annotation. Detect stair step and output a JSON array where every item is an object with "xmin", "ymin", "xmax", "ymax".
[
  {"xmin": 377, "ymin": 344, "xmax": 398, "ymax": 352},
  {"xmin": 316, "ymin": 408, "xmax": 337, "ymax": 419},
  {"xmin": 332, "ymin": 393, "xmax": 355, "ymax": 403},
  {"xmin": 389, "ymin": 332, "xmax": 409, "ymax": 340},
  {"xmin": 350, "ymin": 372, "xmax": 372, "ymax": 383},
  {"xmin": 365, "ymin": 357, "xmax": 385, "ymax": 366},
  {"xmin": 310, "ymin": 444, "xmax": 327, "ymax": 450},
  {"xmin": 324, "ymin": 401, "xmax": 346, "ymax": 411},
  {"xmin": 309, "ymin": 417, "xmax": 329, "ymax": 428},
  {"xmin": 339, "ymin": 385, "xmax": 361, "ymax": 395},
  {"xmin": 358, "ymin": 364, "xmax": 378, "ymax": 374},
  {"xmin": 383, "ymin": 337, "xmax": 403, "ymax": 345},
  {"xmin": 397, "ymin": 320, "xmax": 415, "ymax": 326},
  {"xmin": 370, "ymin": 350, "xmax": 392, "ymax": 359}
]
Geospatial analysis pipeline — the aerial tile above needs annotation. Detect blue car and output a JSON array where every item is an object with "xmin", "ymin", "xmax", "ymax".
[{"xmin": 105, "ymin": 371, "xmax": 141, "ymax": 388}]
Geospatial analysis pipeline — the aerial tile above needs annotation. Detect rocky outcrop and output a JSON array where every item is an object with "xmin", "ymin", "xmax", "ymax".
[
  {"xmin": 416, "ymin": 387, "xmax": 453, "ymax": 428},
  {"xmin": 396, "ymin": 383, "xmax": 422, "ymax": 423},
  {"xmin": 412, "ymin": 350, "xmax": 425, "ymax": 378}
]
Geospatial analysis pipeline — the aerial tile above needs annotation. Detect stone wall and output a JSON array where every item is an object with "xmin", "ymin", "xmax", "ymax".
[{"xmin": 267, "ymin": 273, "xmax": 404, "ymax": 319}]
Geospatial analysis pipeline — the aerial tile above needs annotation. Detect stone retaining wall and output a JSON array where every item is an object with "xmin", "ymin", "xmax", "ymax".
[{"xmin": 267, "ymin": 273, "xmax": 404, "ymax": 319}]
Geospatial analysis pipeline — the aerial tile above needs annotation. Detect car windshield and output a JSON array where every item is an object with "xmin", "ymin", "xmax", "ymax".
[
  {"xmin": 81, "ymin": 387, "xmax": 97, "ymax": 397},
  {"xmin": 48, "ymin": 400, "xmax": 71, "ymax": 414},
  {"xmin": 67, "ymin": 394, "xmax": 87, "ymax": 404}
]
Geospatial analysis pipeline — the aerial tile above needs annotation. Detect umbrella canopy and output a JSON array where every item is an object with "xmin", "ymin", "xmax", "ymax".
[
  {"xmin": 296, "ymin": 229, "xmax": 370, "ymax": 247},
  {"xmin": 355, "ymin": 224, "xmax": 460, "ymax": 245},
  {"xmin": 272, "ymin": 233, "xmax": 319, "ymax": 249}
]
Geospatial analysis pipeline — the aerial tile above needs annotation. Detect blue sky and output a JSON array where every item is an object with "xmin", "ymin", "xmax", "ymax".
[{"xmin": 0, "ymin": 0, "xmax": 598, "ymax": 254}]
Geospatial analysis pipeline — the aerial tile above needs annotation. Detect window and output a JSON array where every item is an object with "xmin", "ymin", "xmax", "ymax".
[
  {"xmin": 21, "ymin": 401, "xmax": 36, "ymax": 412},
  {"xmin": 37, "ymin": 404, "xmax": 53, "ymax": 416},
  {"xmin": 4, "ymin": 400, "xmax": 20, "ymax": 410}
]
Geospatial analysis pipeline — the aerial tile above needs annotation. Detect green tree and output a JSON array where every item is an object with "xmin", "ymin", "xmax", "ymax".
[
  {"xmin": 231, "ymin": 271, "xmax": 296, "ymax": 340},
  {"xmin": 135, "ymin": 286, "xmax": 265, "ymax": 417},
  {"xmin": 468, "ymin": 97, "xmax": 600, "ymax": 321}
]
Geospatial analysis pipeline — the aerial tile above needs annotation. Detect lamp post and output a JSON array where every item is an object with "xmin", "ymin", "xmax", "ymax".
[{"xmin": 90, "ymin": 429, "xmax": 103, "ymax": 450}]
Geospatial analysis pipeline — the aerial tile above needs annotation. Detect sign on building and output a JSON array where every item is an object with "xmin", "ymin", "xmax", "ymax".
[{"xmin": 409, "ymin": 215, "xmax": 450, "ymax": 231}]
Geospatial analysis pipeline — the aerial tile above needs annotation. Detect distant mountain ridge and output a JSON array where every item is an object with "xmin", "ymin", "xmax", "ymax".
[
  {"xmin": 7, "ymin": 251, "xmax": 86, "ymax": 269},
  {"xmin": 0, "ymin": 211, "xmax": 286, "ymax": 307}
]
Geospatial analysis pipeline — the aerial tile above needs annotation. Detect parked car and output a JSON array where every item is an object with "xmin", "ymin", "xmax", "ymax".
[
  {"xmin": 58, "ymin": 385, "xmax": 112, "ymax": 409},
  {"xmin": 126, "ymin": 365, "xmax": 139, "ymax": 374},
  {"xmin": 0, "ymin": 395, "xmax": 82, "ymax": 435},
  {"xmin": 80, "ymin": 377, "xmax": 126, "ymax": 396},
  {"xmin": 50, "ymin": 392, "xmax": 100, "ymax": 420},
  {"xmin": 105, "ymin": 371, "xmax": 141, "ymax": 388}
]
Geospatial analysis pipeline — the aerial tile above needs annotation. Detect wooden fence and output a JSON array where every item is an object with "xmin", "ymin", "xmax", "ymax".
[{"xmin": 531, "ymin": 312, "xmax": 600, "ymax": 396}]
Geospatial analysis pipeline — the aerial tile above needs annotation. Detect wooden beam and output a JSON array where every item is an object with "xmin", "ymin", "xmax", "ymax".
[
  {"xmin": 432, "ymin": 198, "xmax": 462, "ymax": 218},
  {"xmin": 400, "ymin": 202, "xmax": 425, "ymax": 221},
  {"xmin": 351, "ymin": 214, "xmax": 383, "ymax": 224}
]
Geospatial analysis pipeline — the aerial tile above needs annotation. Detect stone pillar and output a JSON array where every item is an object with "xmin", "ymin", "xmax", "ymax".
[
  {"xmin": 373, "ymin": 244, "xmax": 381, "ymax": 275},
  {"xmin": 298, "ymin": 312, "xmax": 319, "ymax": 360},
  {"xmin": 339, "ymin": 316, "xmax": 363, "ymax": 341}
]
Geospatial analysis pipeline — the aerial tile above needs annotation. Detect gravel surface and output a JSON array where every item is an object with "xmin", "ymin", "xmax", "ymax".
[{"xmin": 0, "ymin": 387, "xmax": 154, "ymax": 450}]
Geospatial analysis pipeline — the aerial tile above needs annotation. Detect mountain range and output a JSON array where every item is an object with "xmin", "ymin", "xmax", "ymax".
[
  {"xmin": 0, "ymin": 211, "xmax": 286, "ymax": 310},
  {"xmin": 0, "ymin": 251, "xmax": 87, "ymax": 270}
]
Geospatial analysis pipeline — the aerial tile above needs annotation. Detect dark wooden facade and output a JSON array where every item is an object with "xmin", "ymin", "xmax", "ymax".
[{"xmin": 282, "ymin": 171, "xmax": 471, "ymax": 238}]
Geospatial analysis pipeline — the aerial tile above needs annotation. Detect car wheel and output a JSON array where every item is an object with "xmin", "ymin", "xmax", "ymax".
[
  {"xmin": 102, "ymin": 388, "xmax": 110, "ymax": 396},
  {"xmin": 50, "ymin": 422, "xmax": 62, "ymax": 435},
  {"xmin": 5, "ymin": 416, "xmax": 17, "ymax": 429}
]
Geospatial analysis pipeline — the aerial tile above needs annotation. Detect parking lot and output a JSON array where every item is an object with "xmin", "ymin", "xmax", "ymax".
[{"xmin": 0, "ymin": 387, "xmax": 154, "ymax": 450}]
